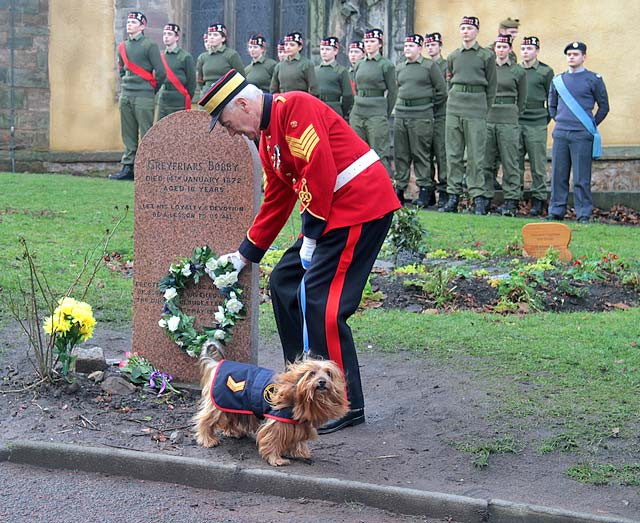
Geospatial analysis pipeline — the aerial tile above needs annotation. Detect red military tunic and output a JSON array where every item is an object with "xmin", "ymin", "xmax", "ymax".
[{"xmin": 239, "ymin": 91, "xmax": 400, "ymax": 263}]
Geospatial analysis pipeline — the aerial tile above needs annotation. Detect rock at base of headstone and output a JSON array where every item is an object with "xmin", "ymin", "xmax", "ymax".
[
  {"xmin": 87, "ymin": 370, "xmax": 105, "ymax": 383},
  {"xmin": 101, "ymin": 376, "xmax": 137, "ymax": 395},
  {"xmin": 72, "ymin": 346, "xmax": 108, "ymax": 373},
  {"xmin": 170, "ymin": 430, "xmax": 184, "ymax": 444}
]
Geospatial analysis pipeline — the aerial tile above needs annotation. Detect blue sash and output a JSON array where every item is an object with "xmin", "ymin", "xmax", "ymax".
[{"xmin": 552, "ymin": 75, "xmax": 601, "ymax": 159}]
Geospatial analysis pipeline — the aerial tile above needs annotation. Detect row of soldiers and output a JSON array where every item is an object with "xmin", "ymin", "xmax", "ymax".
[{"xmin": 108, "ymin": 12, "xmax": 552, "ymax": 220}]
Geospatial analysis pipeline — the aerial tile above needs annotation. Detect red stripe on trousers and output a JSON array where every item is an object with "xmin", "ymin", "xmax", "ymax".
[{"xmin": 324, "ymin": 224, "xmax": 362, "ymax": 372}]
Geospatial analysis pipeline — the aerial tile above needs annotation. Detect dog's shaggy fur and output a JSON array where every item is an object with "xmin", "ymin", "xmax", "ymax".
[{"xmin": 193, "ymin": 356, "xmax": 349, "ymax": 466}]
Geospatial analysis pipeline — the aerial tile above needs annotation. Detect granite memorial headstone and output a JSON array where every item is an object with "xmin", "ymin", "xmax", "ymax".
[{"xmin": 133, "ymin": 110, "xmax": 261, "ymax": 383}]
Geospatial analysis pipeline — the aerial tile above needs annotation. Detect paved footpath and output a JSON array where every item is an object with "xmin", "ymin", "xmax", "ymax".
[{"xmin": 0, "ymin": 462, "xmax": 443, "ymax": 523}]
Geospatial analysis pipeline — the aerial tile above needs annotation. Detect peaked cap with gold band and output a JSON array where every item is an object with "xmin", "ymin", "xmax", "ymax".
[{"xmin": 198, "ymin": 69, "xmax": 248, "ymax": 131}]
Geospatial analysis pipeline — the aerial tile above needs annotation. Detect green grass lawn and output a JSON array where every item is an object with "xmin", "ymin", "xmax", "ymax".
[{"xmin": 2, "ymin": 171, "xmax": 639, "ymax": 483}]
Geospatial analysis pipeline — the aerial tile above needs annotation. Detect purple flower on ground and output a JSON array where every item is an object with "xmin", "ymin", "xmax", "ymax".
[{"xmin": 149, "ymin": 371, "xmax": 173, "ymax": 395}]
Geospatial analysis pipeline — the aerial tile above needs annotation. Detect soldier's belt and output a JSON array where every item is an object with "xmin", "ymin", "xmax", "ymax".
[
  {"xmin": 525, "ymin": 100, "xmax": 546, "ymax": 109},
  {"xmin": 334, "ymin": 149, "xmax": 380, "ymax": 192},
  {"xmin": 493, "ymin": 96, "xmax": 516, "ymax": 104},
  {"xmin": 396, "ymin": 96, "xmax": 433, "ymax": 107},
  {"xmin": 450, "ymin": 84, "xmax": 486, "ymax": 93},
  {"xmin": 319, "ymin": 94, "xmax": 341, "ymax": 102},
  {"xmin": 357, "ymin": 89, "xmax": 385, "ymax": 97}
]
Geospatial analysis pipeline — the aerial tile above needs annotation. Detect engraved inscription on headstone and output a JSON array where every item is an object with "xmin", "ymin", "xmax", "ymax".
[
  {"xmin": 133, "ymin": 110, "xmax": 261, "ymax": 383},
  {"xmin": 522, "ymin": 223, "xmax": 573, "ymax": 261}
]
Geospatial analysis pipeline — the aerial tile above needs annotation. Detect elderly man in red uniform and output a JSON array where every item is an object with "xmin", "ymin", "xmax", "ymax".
[{"xmin": 199, "ymin": 70, "xmax": 400, "ymax": 433}]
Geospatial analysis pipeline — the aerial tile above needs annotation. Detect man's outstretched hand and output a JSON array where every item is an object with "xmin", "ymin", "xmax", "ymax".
[{"xmin": 217, "ymin": 251, "xmax": 248, "ymax": 272}]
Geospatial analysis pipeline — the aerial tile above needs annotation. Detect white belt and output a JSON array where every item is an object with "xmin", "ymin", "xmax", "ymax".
[{"xmin": 334, "ymin": 149, "xmax": 380, "ymax": 192}]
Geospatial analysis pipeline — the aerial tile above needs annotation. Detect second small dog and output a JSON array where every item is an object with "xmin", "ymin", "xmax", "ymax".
[{"xmin": 194, "ymin": 356, "xmax": 349, "ymax": 466}]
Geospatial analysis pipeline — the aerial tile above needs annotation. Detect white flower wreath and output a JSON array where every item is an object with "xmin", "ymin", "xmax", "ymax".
[{"xmin": 158, "ymin": 246, "xmax": 245, "ymax": 358}]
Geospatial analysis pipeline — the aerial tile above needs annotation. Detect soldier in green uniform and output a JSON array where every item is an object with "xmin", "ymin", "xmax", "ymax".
[
  {"xmin": 440, "ymin": 16, "xmax": 496, "ymax": 214},
  {"xmin": 245, "ymin": 34, "xmax": 277, "ymax": 92},
  {"xmin": 485, "ymin": 17, "xmax": 521, "ymax": 190},
  {"xmin": 194, "ymin": 33, "xmax": 210, "ymax": 87},
  {"xmin": 156, "ymin": 24, "xmax": 196, "ymax": 121},
  {"xmin": 348, "ymin": 40, "xmax": 365, "ymax": 81},
  {"xmin": 480, "ymin": 34, "xmax": 527, "ymax": 216},
  {"xmin": 425, "ymin": 32, "xmax": 448, "ymax": 208},
  {"xmin": 393, "ymin": 34, "xmax": 446, "ymax": 206},
  {"xmin": 277, "ymin": 39, "xmax": 287, "ymax": 62},
  {"xmin": 110, "ymin": 11, "xmax": 165, "ymax": 181},
  {"xmin": 270, "ymin": 32, "xmax": 317, "ymax": 94},
  {"xmin": 519, "ymin": 36, "xmax": 554, "ymax": 216},
  {"xmin": 316, "ymin": 36, "xmax": 353, "ymax": 118},
  {"xmin": 196, "ymin": 23, "xmax": 245, "ymax": 96},
  {"xmin": 350, "ymin": 28, "xmax": 397, "ymax": 176}
]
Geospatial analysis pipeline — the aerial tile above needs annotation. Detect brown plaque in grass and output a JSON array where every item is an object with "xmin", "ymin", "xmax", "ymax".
[{"xmin": 522, "ymin": 222, "xmax": 572, "ymax": 261}]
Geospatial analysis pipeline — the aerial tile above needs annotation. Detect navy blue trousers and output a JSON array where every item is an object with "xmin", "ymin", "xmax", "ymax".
[
  {"xmin": 269, "ymin": 213, "xmax": 393, "ymax": 411},
  {"xmin": 549, "ymin": 129, "xmax": 594, "ymax": 219}
]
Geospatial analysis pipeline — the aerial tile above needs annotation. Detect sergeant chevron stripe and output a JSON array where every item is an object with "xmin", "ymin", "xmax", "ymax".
[
  {"xmin": 226, "ymin": 375, "xmax": 246, "ymax": 392},
  {"xmin": 286, "ymin": 124, "xmax": 319, "ymax": 162}
]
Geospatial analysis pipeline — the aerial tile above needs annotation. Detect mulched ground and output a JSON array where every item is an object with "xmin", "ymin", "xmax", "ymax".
[{"xmin": 372, "ymin": 271, "xmax": 640, "ymax": 314}]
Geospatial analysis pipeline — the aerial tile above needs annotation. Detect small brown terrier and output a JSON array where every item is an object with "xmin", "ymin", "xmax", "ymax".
[{"xmin": 194, "ymin": 356, "xmax": 349, "ymax": 466}]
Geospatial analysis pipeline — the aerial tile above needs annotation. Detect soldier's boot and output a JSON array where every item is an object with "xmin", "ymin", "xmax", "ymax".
[
  {"xmin": 428, "ymin": 190, "xmax": 436, "ymax": 206},
  {"xmin": 437, "ymin": 191, "xmax": 449, "ymax": 210},
  {"xmin": 395, "ymin": 188, "xmax": 405, "ymax": 206},
  {"xmin": 440, "ymin": 194, "xmax": 459, "ymax": 213},
  {"xmin": 473, "ymin": 196, "xmax": 490, "ymax": 216},
  {"xmin": 529, "ymin": 198, "xmax": 545, "ymax": 217},
  {"xmin": 415, "ymin": 187, "xmax": 434, "ymax": 208},
  {"xmin": 109, "ymin": 164, "xmax": 134, "ymax": 181},
  {"xmin": 497, "ymin": 199, "xmax": 518, "ymax": 217}
]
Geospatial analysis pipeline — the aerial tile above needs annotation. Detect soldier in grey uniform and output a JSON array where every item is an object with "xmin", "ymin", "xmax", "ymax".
[{"xmin": 547, "ymin": 41, "xmax": 609, "ymax": 223}]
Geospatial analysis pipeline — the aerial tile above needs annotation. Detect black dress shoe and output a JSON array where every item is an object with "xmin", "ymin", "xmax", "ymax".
[
  {"xmin": 317, "ymin": 409, "xmax": 365, "ymax": 434},
  {"xmin": 109, "ymin": 164, "xmax": 134, "ymax": 180},
  {"xmin": 473, "ymin": 196, "xmax": 489, "ymax": 215}
]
